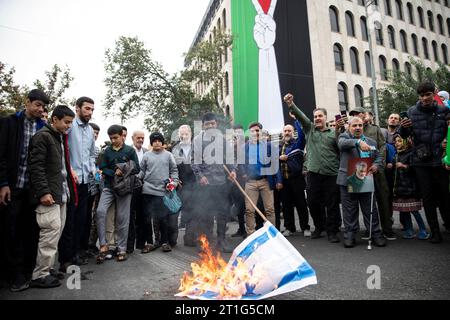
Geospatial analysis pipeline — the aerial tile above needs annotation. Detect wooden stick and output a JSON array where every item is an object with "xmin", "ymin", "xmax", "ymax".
[{"xmin": 223, "ymin": 165, "xmax": 268, "ymax": 222}]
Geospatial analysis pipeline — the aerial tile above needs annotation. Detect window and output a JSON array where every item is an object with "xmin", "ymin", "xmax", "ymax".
[
  {"xmin": 225, "ymin": 72, "xmax": 229, "ymax": 96},
  {"xmin": 354, "ymin": 85, "xmax": 364, "ymax": 108},
  {"xmin": 405, "ymin": 62, "xmax": 412, "ymax": 76},
  {"xmin": 376, "ymin": 25, "xmax": 384, "ymax": 45},
  {"xmin": 365, "ymin": 51, "xmax": 372, "ymax": 77},
  {"xmin": 400, "ymin": 30, "xmax": 408, "ymax": 52},
  {"xmin": 350, "ymin": 47, "xmax": 360, "ymax": 74},
  {"xmin": 437, "ymin": 15, "xmax": 444, "ymax": 35},
  {"xmin": 422, "ymin": 38, "xmax": 429, "ymax": 59},
  {"xmin": 395, "ymin": 0, "xmax": 404, "ymax": 20},
  {"xmin": 442, "ymin": 44, "xmax": 449, "ymax": 65},
  {"xmin": 346, "ymin": 11, "xmax": 355, "ymax": 36},
  {"xmin": 222, "ymin": 9, "xmax": 227, "ymax": 29},
  {"xmin": 392, "ymin": 58, "xmax": 400, "ymax": 73},
  {"xmin": 361, "ymin": 17, "xmax": 369, "ymax": 41},
  {"xmin": 330, "ymin": 6, "xmax": 340, "ymax": 32},
  {"xmin": 418, "ymin": 7, "xmax": 425, "ymax": 28},
  {"xmin": 428, "ymin": 11, "xmax": 434, "ymax": 31},
  {"xmin": 407, "ymin": 2, "xmax": 414, "ymax": 24},
  {"xmin": 334, "ymin": 43, "xmax": 345, "ymax": 71},
  {"xmin": 379, "ymin": 55, "xmax": 388, "ymax": 80},
  {"xmin": 338, "ymin": 82, "xmax": 349, "ymax": 110},
  {"xmin": 432, "ymin": 41, "xmax": 439, "ymax": 61},
  {"xmin": 388, "ymin": 26, "xmax": 396, "ymax": 49},
  {"xmin": 411, "ymin": 34, "xmax": 419, "ymax": 56},
  {"xmin": 384, "ymin": 0, "xmax": 392, "ymax": 15}
]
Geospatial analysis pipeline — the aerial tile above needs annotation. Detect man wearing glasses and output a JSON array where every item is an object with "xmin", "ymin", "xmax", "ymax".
[{"xmin": 399, "ymin": 82, "xmax": 450, "ymax": 244}]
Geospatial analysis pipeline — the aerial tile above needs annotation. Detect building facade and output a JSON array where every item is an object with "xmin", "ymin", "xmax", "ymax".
[{"xmin": 189, "ymin": 0, "xmax": 450, "ymax": 130}]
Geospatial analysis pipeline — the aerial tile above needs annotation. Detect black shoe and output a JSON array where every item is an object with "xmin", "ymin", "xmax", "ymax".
[
  {"xmin": 10, "ymin": 274, "xmax": 30, "ymax": 292},
  {"xmin": 49, "ymin": 268, "xmax": 65, "ymax": 280},
  {"xmin": 372, "ymin": 237, "xmax": 386, "ymax": 247},
  {"xmin": 344, "ymin": 238, "xmax": 355, "ymax": 248},
  {"xmin": 430, "ymin": 231, "xmax": 443, "ymax": 244},
  {"xmin": 311, "ymin": 229, "xmax": 324, "ymax": 239},
  {"xmin": 29, "ymin": 275, "xmax": 61, "ymax": 288},
  {"xmin": 327, "ymin": 232, "xmax": 340, "ymax": 243},
  {"xmin": 383, "ymin": 231, "xmax": 397, "ymax": 241},
  {"xmin": 72, "ymin": 256, "xmax": 88, "ymax": 266},
  {"xmin": 361, "ymin": 230, "xmax": 370, "ymax": 240}
]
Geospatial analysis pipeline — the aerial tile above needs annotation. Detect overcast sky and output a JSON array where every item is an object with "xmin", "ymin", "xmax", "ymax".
[{"xmin": 0, "ymin": 0, "xmax": 210, "ymax": 145}]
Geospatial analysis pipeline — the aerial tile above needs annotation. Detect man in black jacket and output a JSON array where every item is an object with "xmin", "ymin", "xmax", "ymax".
[
  {"xmin": 28, "ymin": 105, "xmax": 77, "ymax": 288},
  {"xmin": 399, "ymin": 82, "xmax": 450, "ymax": 243},
  {"xmin": 0, "ymin": 89, "xmax": 49, "ymax": 292}
]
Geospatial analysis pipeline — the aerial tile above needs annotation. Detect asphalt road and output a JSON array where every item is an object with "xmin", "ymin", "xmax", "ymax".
[{"xmin": 1, "ymin": 213, "xmax": 449, "ymax": 301}]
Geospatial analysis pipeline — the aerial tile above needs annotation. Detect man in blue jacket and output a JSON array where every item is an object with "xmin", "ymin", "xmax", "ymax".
[
  {"xmin": 0, "ymin": 89, "xmax": 49, "ymax": 291},
  {"xmin": 241, "ymin": 122, "xmax": 281, "ymax": 235}
]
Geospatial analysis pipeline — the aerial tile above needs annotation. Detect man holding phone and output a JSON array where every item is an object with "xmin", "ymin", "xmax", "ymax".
[
  {"xmin": 283, "ymin": 93, "xmax": 343, "ymax": 243},
  {"xmin": 399, "ymin": 82, "xmax": 450, "ymax": 243}
]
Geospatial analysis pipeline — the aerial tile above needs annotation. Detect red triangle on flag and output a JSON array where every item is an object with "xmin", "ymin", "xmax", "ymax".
[{"xmin": 258, "ymin": 0, "xmax": 272, "ymax": 14}]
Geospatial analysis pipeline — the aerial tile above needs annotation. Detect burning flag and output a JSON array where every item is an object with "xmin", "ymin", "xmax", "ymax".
[{"xmin": 176, "ymin": 221, "xmax": 317, "ymax": 300}]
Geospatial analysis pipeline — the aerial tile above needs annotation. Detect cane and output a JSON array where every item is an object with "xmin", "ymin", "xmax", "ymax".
[
  {"xmin": 367, "ymin": 191, "xmax": 374, "ymax": 250},
  {"xmin": 223, "ymin": 165, "xmax": 268, "ymax": 222}
]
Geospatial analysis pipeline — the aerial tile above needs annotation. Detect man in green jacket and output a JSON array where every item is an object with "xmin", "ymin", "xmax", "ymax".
[
  {"xmin": 283, "ymin": 93, "xmax": 342, "ymax": 243},
  {"xmin": 349, "ymin": 107, "xmax": 396, "ymax": 240}
]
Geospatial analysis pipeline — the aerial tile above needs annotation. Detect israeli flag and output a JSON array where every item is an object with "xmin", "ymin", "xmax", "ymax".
[{"xmin": 181, "ymin": 221, "xmax": 317, "ymax": 300}]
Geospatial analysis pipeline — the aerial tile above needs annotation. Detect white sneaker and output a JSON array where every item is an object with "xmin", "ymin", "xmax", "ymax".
[
  {"xmin": 282, "ymin": 230, "xmax": 292, "ymax": 237},
  {"xmin": 303, "ymin": 230, "xmax": 312, "ymax": 237}
]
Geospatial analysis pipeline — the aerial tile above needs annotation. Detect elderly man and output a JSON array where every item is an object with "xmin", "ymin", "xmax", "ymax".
[
  {"xmin": 338, "ymin": 117, "xmax": 386, "ymax": 248},
  {"xmin": 278, "ymin": 121, "xmax": 311, "ymax": 237},
  {"xmin": 349, "ymin": 107, "xmax": 395, "ymax": 240},
  {"xmin": 128, "ymin": 131, "xmax": 148, "ymax": 252},
  {"xmin": 171, "ymin": 125, "xmax": 198, "ymax": 246},
  {"xmin": 284, "ymin": 93, "xmax": 342, "ymax": 243}
]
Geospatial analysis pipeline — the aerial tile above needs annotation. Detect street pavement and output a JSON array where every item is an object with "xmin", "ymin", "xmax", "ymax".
[{"xmin": 1, "ymin": 213, "xmax": 449, "ymax": 300}]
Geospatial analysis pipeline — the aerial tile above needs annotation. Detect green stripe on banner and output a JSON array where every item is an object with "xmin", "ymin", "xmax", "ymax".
[{"xmin": 231, "ymin": 0, "xmax": 258, "ymax": 129}]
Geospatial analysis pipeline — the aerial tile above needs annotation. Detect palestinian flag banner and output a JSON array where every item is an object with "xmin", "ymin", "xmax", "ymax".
[{"xmin": 231, "ymin": 0, "xmax": 316, "ymax": 133}]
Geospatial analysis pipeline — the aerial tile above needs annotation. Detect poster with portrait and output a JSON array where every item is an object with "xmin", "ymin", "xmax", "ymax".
[{"xmin": 347, "ymin": 158, "xmax": 375, "ymax": 193}]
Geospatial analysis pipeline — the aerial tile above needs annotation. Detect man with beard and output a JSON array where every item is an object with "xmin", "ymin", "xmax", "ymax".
[
  {"xmin": 350, "ymin": 107, "xmax": 396, "ymax": 241},
  {"xmin": 338, "ymin": 117, "xmax": 386, "ymax": 248},
  {"xmin": 278, "ymin": 122, "xmax": 311, "ymax": 237},
  {"xmin": 283, "ymin": 93, "xmax": 342, "ymax": 243},
  {"xmin": 382, "ymin": 113, "xmax": 401, "ymax": 145},
  {"xmin": 59, "ymin": 97, "xmax": 96, "ymax": 271},
  {"xmin": 191, "ymin": 113, "xmax": 236, "ymax": 252}
]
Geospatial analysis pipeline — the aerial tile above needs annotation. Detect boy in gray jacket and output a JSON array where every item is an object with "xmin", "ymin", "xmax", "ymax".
[{"xmin": 139, "ymin": 132, "xmax": 179, "ymax": 252}]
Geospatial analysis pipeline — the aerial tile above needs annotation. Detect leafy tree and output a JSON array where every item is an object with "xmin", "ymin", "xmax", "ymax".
[
  {"xmin": 103, "ymin": 36, "xmax": 232, "ymax": 136},
  {"xmin": 369, "ymin": 59, "xmax": 450, "ymax": 124},
  {"xmin": 0, "ymin": 61, "xmax": 74, "ymax": 116},
  {"xmin": 0, "ymin": 61, "xmax": 27, "ymax": 116},
  {"xmin": 33, "ymin": 64, "xmax": 75, "ymax": 110}
]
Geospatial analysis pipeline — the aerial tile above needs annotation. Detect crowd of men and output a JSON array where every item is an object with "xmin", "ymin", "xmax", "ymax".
[{"xmin": 0, "ymin": 82, "xmax": 449, "ymax": 292}]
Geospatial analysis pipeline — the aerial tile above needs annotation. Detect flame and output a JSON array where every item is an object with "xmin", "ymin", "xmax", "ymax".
[{"xmin": 178, "ymin": 235, "xmax": 265, "ymax": 300}]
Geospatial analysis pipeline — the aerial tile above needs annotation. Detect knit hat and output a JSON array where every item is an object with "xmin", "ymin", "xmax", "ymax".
[
  {"xmin": 438, "ymin": 91, "xmax": 449, "ymax": 101},
  {"xmin": 150, "ymin": 132, "xmax": 165, "ymax": 145}
]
